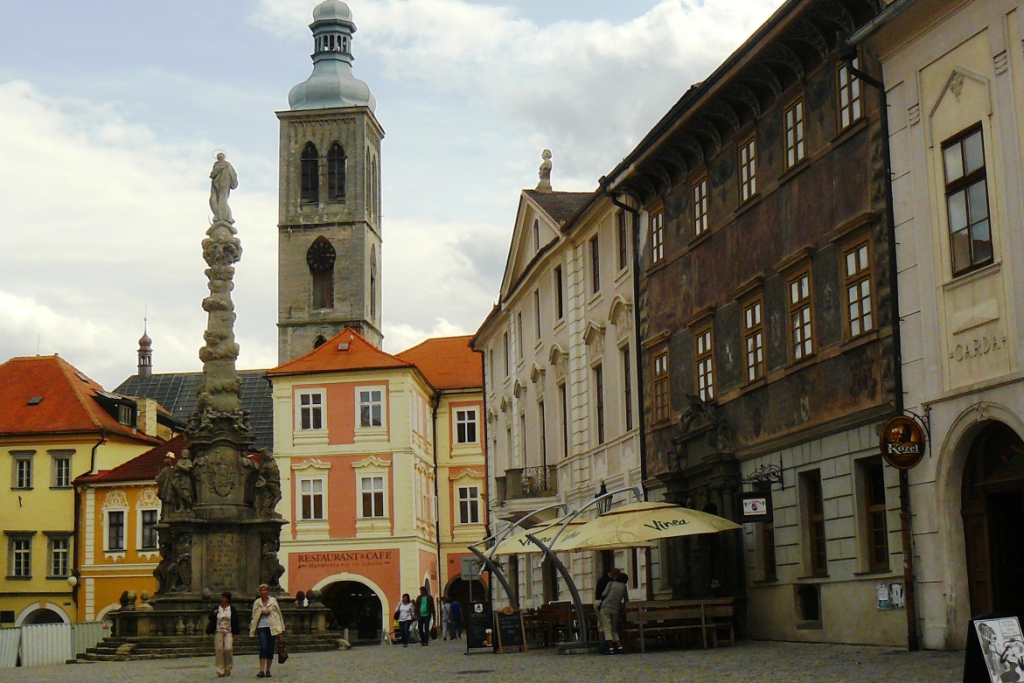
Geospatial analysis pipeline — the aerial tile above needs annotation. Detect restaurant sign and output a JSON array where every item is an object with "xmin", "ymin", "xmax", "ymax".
[
  {"xmin": 879, "ymin": 415, "xmax": 926, "ymax": 470},
  {"xmin": 739, "ymin": 491, "xmax": 773, "ymax": 523}
]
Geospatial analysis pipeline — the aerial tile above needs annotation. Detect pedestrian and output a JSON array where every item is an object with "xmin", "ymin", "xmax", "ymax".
[
  {"xmin": 595, "ymin": 567, "xmax": 613, "ymax": 652},
  {"xmin": 394, "ymin": 593, "xmax": 416, "ymax": 646},
  {"xmin": 448, "ymin": 597, "xmax": 462, "ymax": 639},
  {"xmin": 249, "ymin": 583, "xmax": 285, "ymax": 678},
  {"xmin": 207, "ymin": 591, "xmax": 240, "ymax": 677},
  {"xmin": 599, "ymin": 568, "xmax": 629, "ymax": 654},
  {"xmin": 413, "ymin": 586, "xmax": 435, "ymax": 646},
  {"xmin": 440, "ymin": 597, "xmax": 452, "ymax": 640}
]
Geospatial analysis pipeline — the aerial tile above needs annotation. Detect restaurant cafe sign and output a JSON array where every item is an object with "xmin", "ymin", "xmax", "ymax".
[{"xmin": 879, "ymin": 415, "xmax": 927, "ymax": 470}]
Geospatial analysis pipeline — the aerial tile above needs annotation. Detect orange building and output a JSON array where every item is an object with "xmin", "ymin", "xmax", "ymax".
[{"xmin": 268, "ymin": 331, "xmax": 486, "ymax": 641}]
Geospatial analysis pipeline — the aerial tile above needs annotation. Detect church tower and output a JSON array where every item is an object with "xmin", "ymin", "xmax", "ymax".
[{"xmin": 277, "ymin": 0, "xmax": 383, "ymax": 363}]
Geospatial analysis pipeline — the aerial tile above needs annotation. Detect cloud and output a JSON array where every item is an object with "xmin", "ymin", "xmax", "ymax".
[{"xmin": 0, "ymin": 80, "xmax": 278, "ymax": 389}]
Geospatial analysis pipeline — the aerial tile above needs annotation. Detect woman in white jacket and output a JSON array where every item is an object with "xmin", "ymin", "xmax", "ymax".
[{"xmin": 249, "ymin": 584, "xmax": 285, "ymax": 677}]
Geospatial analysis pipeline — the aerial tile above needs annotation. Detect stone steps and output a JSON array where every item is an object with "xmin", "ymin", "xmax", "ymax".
[{"xmin": 78, "ymin": 634, "xmax": 345, "ymax": 662}]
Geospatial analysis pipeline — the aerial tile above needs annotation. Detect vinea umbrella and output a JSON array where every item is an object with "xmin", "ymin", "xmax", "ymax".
[
  {"xmin": 558, "ymin": 501, "xmax": 741, "ymax": 551},
  {"xmin": 490, "ymin": 518, "xmax": 587, "ymax": 555}
]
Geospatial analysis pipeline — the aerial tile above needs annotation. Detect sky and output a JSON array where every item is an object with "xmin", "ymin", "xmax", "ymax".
[{"xmin": 0, "ymin": 0, "xmax": 786, "ymax": 390}]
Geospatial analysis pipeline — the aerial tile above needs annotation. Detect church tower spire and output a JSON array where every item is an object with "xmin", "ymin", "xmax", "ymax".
[
  {"xmin": 277, "ymin": 0, "xmax": 384, "ymax": 363},
  {"xmin": 137, "ymin": 318, "xmax": 153, "ymax": 379}
]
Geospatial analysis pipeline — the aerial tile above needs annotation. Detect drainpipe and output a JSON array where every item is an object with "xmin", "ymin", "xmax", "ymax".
[
  {"xmin": 90, "ymin": 429, "xmax": 107, "ymax": 475},
  {"xmin": 609, "ymin": 191, "xmax": 654, "ymax": 600},
  {"xmin": 431, "ymin": 393, "xmax": 443, "ymax": 606},
  {"xmin": 840, "ymin": 39, "xmax": 919, "ymax": 652}
]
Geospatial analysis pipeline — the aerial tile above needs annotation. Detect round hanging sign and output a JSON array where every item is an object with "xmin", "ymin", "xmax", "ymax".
[{"xmin": 879, "ymin": 415, "xmax": 926, "ymax": 469}]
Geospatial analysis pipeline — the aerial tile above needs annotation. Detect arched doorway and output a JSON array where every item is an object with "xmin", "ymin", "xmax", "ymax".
[
  {"xmin": 16, "ymin": 604, "xmax": 68, "ymax": 626},
  {"xmin": 961, "ymin": 422, "xmax": 1024, "ymax": 617},
  {"xmin": 321, "ymin": 580, "xmax": 382, "ymax": 642},
  {"xmin": 445, "ymin": 577, "xmax": 486, "ymax": 606}
]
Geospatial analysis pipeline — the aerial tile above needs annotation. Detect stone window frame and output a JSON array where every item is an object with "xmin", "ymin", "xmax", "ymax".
[
  {"xmin": 554, "ymin": 265, "xmax": 565, "ymax": 322},
  {"xmin": 455, "ymin": 407, "xmax": 479, "ymax": 445},
  {"xmin": 5, "ymin": 531, "xmax": 34, "ymax": 579},
  {"xmin": 516, "ymin": 312, "xmax": 525, "ymax": 363},
  {"xmin": 651, "ymin": 347, "xmax": 671, "ymax": 424},
  {"xmin": 533, "ymin": 288, "xmax": 542, "ymax": 341},
  {"xmin": 590, "ymin": 235, "xmax": 602, "ymax": 295},
  {"xmin": 842, "ymin": 239, "xmax": 875, "ymax": 339},
  {"xmin": 744, "ymin": 297, "xmax": 766, "ymax": 383},
  {"xmin": 801, "ymin": 470, "xmax": 828, "ymax": 577},
  {"xmin": 300, "ymin": 142, "xmax": 320, "ymax": 204},
  {"xmin": 354, "ymin": 456, "xmax": 391, "ymax": 536},
  {"xmin": 739, "ymin": 134, "xmax": 758, "ymax": 204},
  {"xmin": 295, "ymin": 389, "xmax": 326, "ymax": 432},
  {"xmin": 784, "ymin": 95, "xmax": 806, "ymax": 169},
  {"xmin": 621, "ymin": 343, "xmax": 634, "ymax": 432},
  {"xmin": 617, "ymin": 210, "xmax": 630, "ymax": 272},
  {"xmin": 837, "ymin": 56, "xmax": 863, "ymax": 132},
  {"xmin": 942, "ymin": 124, "xmax": 993, "ymax": 276},
  {"xmin": 592, "ymin": 361, "xmax": 606, "ymax": 445},
  {"xmin": 49, "ymin": 450, "xmax": 73, "ymax": 489},
  {"xmin": 298, "ymin": 476, "xmax": 326, "ymax": 521},
  {"xmin": 326, "ymin": 142, "xmax": 347, "ymax": 203},
  {"xmin": 102, "ymin": 490, "xmax": 129, "ymax": 559},
  {"xmin": 136, "ymin": 487, "xmax": 161, "ymax": 558},
  {"xmin": 356, "ymin": 386, "xmax": 386, "ymax": 430},
  {"xmin": 694, "ymin": 325, "xmax": 715, "ymax": 402},
  {"xmin": 857, "ymin": 456, "xmax": 890, "ymax": 572},
  {"xmin": 11, "ymin": 450, "xmax": 34, "ymax": 490},
  {"xmin": 774, "ymin": 246, "xmax": 817, "ymax": 365},
  {"xmin": 457, "ymin": 484, "xmax": 481, "ymax": 525},
  {"xmin": 45, "ymin": 532, "xmax": 71, "ymax": 579}
]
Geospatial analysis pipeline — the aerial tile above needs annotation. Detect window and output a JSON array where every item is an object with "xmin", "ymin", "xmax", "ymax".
[
  {"xmin": 650, "ymin": 208, "xmax": 665, "ymax": 264},
  {"xmin": 140, "ymin": 509, "xmax": 159, "ymax": 550},
  {"xmin": 943, "ymin": 126, "xmax": 992, "ymax": 275},
  {"xmin": 370, "ymin": 246, "xmax": 377, "ymax": 319},
  {"xmin": 784, "ymin": 98, "xmax": 806, "ymax": 168},
  {"xmin": 788, "ymin": 272, "xmax": 813, "ymax": 360},
  {"xmin": 300, "ymin": 142, "xmax": 319, "ymax": 203},
  {"xmin": 538, "ymin": 400, "xmax": 547, "ymax": 466},
  {"xmin": 622, "ymin": 346, "xmax": 633, "ymax": 431},
  {"xmin": 838, "ymin": 57, "xmax": 862, "ymax": 130},
  {"xmin": 9, "ymin": 536, "xmax": 31, "ymax": 578},
  {"xmin": 590, "ymin": 236, "xmax": 601, "ymax": 294},
  {"xmin": 118, "ymin": 404, "xmax": 133, "ymax": 427},
  {"xmin": 692, "ymin": 176, "xmax": 708, "ymax": 238},
  {"xmin": 554, "ymin": 266, "xmax": 564, "ymax": 320},
  {"xmin": 695, "ymin": 327, "xmax": 714, "ymax": 401},
  {"xmin": 300, "ymin": 478, "xmax": 325, "ymax": 520},
  {"xmin": 594, "ymin": 364, "xmax": 605, "ymax": 444},
  {"xmin": 358, "ymin": 389, "xmax": 383, "ymax": 428},
  {"xmin": 107, "ymin": 510, "xmax": 125, "ymax": 551},
  {"xmin": 739, "ymin": 136, "xmax": 757, "ymax": 202},
  {"xmin": 743, "ymin": 299, "xmax": 764, "ymax": 382},
  {"xmin": 51, "ymin": 452, "xmax": 72, "ymax": 488},
  {"xmin": 516, "ymin": 313, "xmax": 524, "ymax": 361},
  {"xmin": 503, "ymin": 332, "xmax": 510, "ymax": 376},
  {"xmin": 762, "ymin": 519, "xmax": 777, "ymax": 581},
  {"xmin": 652, "ymin": 352, "xmax": 670, "ymax": 422},
  {"xmin": 844, "ymin": 242, "xmax": 874, "ymax": 337},
  {"xmin": 519, "ymin": 413, "xmax": 527, "ymax": 464},
  {"xmin": 307, "ymin": 237, "xmax": 336, "ymax": 310},
  {"xmin": 455, "ymin": 408, "xmax": 478, "ymax": 444},
  {"xmin": 12, "ymin": 452, "xmax": 32, "ymax": 489},
  {"xmin": 617, "ymin": 211, "xmax": 630, "ymax": 271},
  {"xmin": 533, "ymin": 219, "xmax": 540, "ymax": 253},
  {"xmin": 533, "ymin": 289, "xmax": 541, "ymax": 340},
  {"xmin": 327, "ymin": 143, "xmax": 346, "ymax": 202},
  {"xmin": 458, "ymin": 486, "xmax": 480, "ymax": 524},
  {"xmin": 48, "ymin": 536, "xmax": 69, "ymax": 578},
  {"xmin": 862, "ymin": 458, "xmax": 889, "ymax": 571},
  {"xmin": 361, "ymin": 475, "xmax": 385, "ymax": 518},
  {"xmin": 506, "ymin": 427, "xmax": 514, "ymax": 466},
  {"xmin": 803, "ymin": 471, "xmax": 827, "ymax": 576},
  {"xmin": 559, "ymin": 382, "xmax": 569, "ymax": 460},
  {"xmin": 297, "ymin": 391, "xmax": 324, "ymax": 431}
]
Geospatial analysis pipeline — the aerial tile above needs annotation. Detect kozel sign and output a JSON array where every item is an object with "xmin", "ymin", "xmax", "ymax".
[{"xmin": 879, "ymin": 415, "xmax": 926, "ymax": 469}]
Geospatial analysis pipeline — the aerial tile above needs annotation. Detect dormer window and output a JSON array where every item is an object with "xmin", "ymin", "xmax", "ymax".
[{"xmin": 118, "ymin": 404, "xmax": 133, "ymax": 427}]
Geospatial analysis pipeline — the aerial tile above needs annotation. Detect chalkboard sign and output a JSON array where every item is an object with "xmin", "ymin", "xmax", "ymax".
[
  {"xmin": 465, "ymin": 601, "xmax": 493, "ymax": 651},
  {"xmin": 494, "ymin": 606, "xmax": 527, "ymax": 653}
]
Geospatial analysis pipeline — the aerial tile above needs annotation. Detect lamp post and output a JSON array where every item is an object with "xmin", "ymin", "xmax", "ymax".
[{"xmin": 595, "ymin": 482, "xmax": 611, "ymax": 515}]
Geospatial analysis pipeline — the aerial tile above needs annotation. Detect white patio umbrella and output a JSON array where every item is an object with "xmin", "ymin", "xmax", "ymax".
[
  {"xmin": 490, "ymin": 518, "xmax": 588, "ymax": 555},
  {"xmin": 557, "ymin": 501, "xmax": 741, "ymax": 551}
]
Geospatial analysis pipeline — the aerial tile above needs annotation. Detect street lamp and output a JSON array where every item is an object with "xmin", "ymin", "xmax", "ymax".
[{"xmin": 595, "ymin": 481, "xmax": 611, "ymax": 515}]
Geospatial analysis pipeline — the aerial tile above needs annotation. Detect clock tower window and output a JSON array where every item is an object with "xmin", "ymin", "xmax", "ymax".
[
  {"xmin": 307, "ymin": 237, "xmax": 336, "ymax": 310},
  {"xmin": 301, "ymin": 143, "xmax": 320, "ymax": 204},
  {"xmin": 327, "ymin": 143, "xmax": 347, "ymax": 202}
]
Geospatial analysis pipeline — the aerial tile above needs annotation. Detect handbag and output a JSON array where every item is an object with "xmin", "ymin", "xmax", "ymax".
[
  {"xmin": 430, "ymin": 625, "xmax": 438, "ymax": 640},
  {"xmin": 277, "ymin": 636, "xmax": 289, "ymax": 664}
]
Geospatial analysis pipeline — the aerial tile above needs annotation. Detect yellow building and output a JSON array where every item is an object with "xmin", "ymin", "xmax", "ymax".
[
  {"xmin": 267, "ymin": 331, "xmax": 486, "ymax": 641},
  {"xmin": 0, "ymin": 355, "xmax": 164, "ymax": 626}
]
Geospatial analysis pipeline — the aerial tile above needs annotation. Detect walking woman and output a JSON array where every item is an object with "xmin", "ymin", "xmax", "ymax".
[
  {"xmin": 249, "ymin": 583, "xmax": 285, "ymax": 678},
  {"xmin": 395, "ymin": 593, "xmax": 416, "ymax": 646},
  {"xmin": 207, "ymin": 591, "xmax": 240, "ymax": 677}
]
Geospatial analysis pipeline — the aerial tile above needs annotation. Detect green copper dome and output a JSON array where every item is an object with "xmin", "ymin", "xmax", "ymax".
[{"xmin": 288, "ymin": 0, "xmax": 376, "ymax": 111}]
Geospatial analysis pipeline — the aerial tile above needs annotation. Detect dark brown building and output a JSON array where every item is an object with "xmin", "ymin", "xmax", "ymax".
[{"xmin": 603, "ymin": 0, "xmax": 908, "ymax": 645}]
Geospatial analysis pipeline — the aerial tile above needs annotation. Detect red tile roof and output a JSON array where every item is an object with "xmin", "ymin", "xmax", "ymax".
[
  {"xmin": 77, "ymin": 434, "xmax": 185, "ymax": 485},
  {"xmin": 396, "ymin": 335, "xmax": 482, "ymax": 391},
  {"xmin": 0, "ymin": 355, "xmax": 159, "ymax": 443},
  {"xmin": 267, "ymin": 329, "xmax": 413, "ymax": 377}
]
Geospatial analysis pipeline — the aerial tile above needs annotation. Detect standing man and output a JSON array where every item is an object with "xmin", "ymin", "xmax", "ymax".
[
  {"xmin": 414, "ymin": 586, "xmax": 435, "ymax": 646},
  {"xmin": 449, "ymin": 597, "xmax": 462, "ymax": 639},
  {"xmin": 439, "ymin": 597, "xmax": 452, "ymax": 640}
]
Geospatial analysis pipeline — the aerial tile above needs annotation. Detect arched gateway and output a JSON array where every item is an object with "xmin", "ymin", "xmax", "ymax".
[
  {"xmin": 961, "ymin": 422, "xmax": 1024, "ymax": 618},
  {"xmin": 318, "ymin": 579, "xmax": 384, "ymax": 642}
]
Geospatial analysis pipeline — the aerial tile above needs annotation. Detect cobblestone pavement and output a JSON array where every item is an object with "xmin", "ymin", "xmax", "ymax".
[{"xmin": 5, "ymin": 638, "xmax": 964, "ymax": 682}]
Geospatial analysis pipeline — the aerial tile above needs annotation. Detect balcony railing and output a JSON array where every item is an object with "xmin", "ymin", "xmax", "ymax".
[{"xmin": 504, "ymin": 466, "xmax": 558, "ymax": 500}]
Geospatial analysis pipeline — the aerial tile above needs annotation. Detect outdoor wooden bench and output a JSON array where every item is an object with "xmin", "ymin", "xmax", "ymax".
[{"xmin": 622, "ymin": 598, "xmax": 736, "ymax": 653}]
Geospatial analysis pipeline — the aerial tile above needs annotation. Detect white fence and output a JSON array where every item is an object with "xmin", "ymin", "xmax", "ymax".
[{"xmin": 0, "ymin": 622, "xmax": 106, "ymax": 668}]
